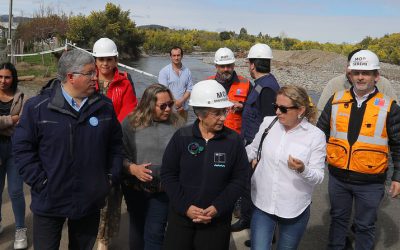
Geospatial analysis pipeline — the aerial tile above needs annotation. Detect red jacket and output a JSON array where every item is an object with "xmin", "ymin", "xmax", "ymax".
[{"xmin": 96, "ymin": 68, "xmax": 138, "ymax": 122}]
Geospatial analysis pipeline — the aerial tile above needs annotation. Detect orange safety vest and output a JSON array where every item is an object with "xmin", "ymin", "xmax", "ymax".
[
  {"xmin": 208, "ymin": 75, "xmax": 251, "ymax": 133},
  {"xmin": 327, "ymin": 90, "xmax": 393, "ymax": 174}
]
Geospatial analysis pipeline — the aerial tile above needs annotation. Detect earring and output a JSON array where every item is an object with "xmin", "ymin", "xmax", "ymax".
[{"xmin": 298, "ymin": 114, "xmax": 302, "ymax": 119}]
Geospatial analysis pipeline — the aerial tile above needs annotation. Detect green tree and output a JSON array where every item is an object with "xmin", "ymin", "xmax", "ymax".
[
  {"xmin": 238, "ymin": 27, "xmax": 248, "ymax": 40},
  {"xmin": 219, "ymin": 31, "xmax": 231, "ymax": 41},
  {"xmin": 359, "ymin": 36, "xmax": 373, "ymax": 49},
  {"xmin": 67, "ymin": 2, "xmax": 144, "ymax": 58}
]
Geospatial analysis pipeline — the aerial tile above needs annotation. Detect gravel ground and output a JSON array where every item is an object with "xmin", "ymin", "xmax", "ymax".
[{"xmin": 203, "ymin": 49, "xmax": 400, "ymax": 98}]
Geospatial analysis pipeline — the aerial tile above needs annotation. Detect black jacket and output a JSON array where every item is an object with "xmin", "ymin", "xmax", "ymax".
[
  {"xmin": 161, "ymin": 120, "xmax": 249, "ymax": 220},
  {"xmin": 317, "ymin": 87, "xmax": 400, "ymax": 183}
]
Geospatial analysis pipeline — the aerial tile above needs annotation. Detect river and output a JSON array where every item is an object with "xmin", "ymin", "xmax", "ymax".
[
  {"xmin": 123, "ymin": 55, "xmax": 321, "ymax": 104},
  {"xmin": 124, "ymin": 55, "xmax": 215, "ymax": 97}
]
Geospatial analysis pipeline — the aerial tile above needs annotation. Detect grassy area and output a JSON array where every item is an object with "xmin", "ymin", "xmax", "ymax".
[{"xmin": 15, "ymin": 53, "xmax": 58, "ymax": 77}]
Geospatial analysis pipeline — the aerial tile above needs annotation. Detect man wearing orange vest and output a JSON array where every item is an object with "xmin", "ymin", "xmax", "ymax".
[
  {"xmin": 208, "ymin": 47, "xmax": 251, "ymax": 134},
  {"xmin": 317, "ymin": 50, "xmax": 400, "ymax": 250}
]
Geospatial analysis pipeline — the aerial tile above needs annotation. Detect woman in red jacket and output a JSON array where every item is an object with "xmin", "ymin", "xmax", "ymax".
[
  {"xmin": 93, "ymin": 38, "xmax": 138, "ymax": 250},
  {"xmin": 93, "ymin": 37, "xmax": 138, "ymax": 122}
]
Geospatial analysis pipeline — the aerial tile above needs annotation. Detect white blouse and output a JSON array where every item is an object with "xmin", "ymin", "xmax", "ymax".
[{"xmin": 246, "ymin": 116, "xmax": 326, "ymax": 219}]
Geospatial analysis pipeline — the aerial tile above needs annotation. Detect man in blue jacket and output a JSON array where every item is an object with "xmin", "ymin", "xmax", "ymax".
[{"xmin": 12, "ymin": 49, "xmax": 123, "ymax": 249}]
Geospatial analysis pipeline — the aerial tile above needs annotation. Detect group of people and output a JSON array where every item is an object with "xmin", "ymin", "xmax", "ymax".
[{"xmin": 0, "ymin": 36, "xmax": 399, "ymax": 250}]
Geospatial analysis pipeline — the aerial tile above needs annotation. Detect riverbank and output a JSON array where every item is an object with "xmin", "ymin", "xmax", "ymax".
[
  {"xmin": 203, "ymin": 49, "xmax": 400, "ymax": 96},
  {"xmin": 17, "ymin": 49, "xmax": 400, "ymax": 100}
]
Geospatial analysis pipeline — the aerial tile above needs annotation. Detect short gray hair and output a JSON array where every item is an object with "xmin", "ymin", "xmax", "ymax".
[
  {"xmin": 193, "ymin": 107, "xmax": 210, "ymax": 119},
  {"xmin": 57, "ymin": 49, "xmax": 95, "ymax": 82}
]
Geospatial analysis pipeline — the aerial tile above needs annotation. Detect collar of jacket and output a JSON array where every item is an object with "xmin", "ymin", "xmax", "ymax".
[
  {"xmin": 254, "ymin": 73, "xmax": 271, "ymax": 83},
  {"xmin": 11, "ymin": 88, "xmax": 24, "ymax": 105},
  {"xmin": 349, "ymin": 86, "xmax": 379, "ymax": 104},
  {"xmin": 46, "ymin": 79, "xmax": 103, "ymax": 118},
  {"xmin": 191, "ymin": 119, "xmax": 229, "ymax": 140}
]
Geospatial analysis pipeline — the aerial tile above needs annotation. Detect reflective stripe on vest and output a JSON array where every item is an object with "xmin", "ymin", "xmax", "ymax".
[
  {"xmin": 330, "ymin": 90, "xmax": 345, "ymax": 138},
  {"xmin": 254, "ymin": 84, "xmax": 263, "ymax": 94},
  {"xmin": 330, "ymin": 91, "xmax": 390, "ymax": 146}
]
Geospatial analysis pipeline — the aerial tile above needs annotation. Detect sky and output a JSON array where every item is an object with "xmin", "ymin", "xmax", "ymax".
[{"xmin": 1, "ymin": 0, "xmax": 400, "ymax": 43}]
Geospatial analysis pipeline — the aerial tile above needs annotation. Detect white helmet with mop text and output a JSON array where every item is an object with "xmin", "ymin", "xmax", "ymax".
[
  {"xmin": 214, "ymin": 47, "xmax": 235, "ymax": 65},
  {"xmin": 189, "ymin": 80, "xmax": 233, "ymax": 108},
  {"xmin": 348, "ymin": 50, "xmax": 380, "ymax": 70}
]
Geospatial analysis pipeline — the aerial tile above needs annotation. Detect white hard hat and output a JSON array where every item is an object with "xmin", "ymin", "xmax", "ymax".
[
  {"xmin": 214, "ymin": 47, "xmax": 235, "ymax": 65},
  {"xmin": 92, "ymin": 38, "xmax": 118, "ymax": 57},
  {"xmin": 247, "ymin": 43, "xmax": 273, "ymax": 59},
  {"xmin": 348, "ymin": 50, "xmax": 380, "ymax": 70},
  {"xmin": 189, "ymin": 80, "xmax": 233, "ymax": 108}
]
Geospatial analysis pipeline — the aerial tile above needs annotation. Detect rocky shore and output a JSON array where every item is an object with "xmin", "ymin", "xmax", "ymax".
[{"xmin": 203, "ymin": 49, "xmax": 400, "ymax": 98}]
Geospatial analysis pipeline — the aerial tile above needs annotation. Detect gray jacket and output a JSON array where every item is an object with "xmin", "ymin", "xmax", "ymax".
[{"xmin": 0, "ymin": 88, "xmax": 26, "ymax": 136}]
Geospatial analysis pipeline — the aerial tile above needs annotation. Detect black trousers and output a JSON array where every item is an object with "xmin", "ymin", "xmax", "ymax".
[
  {"xmin": 33, "ymin": 211, "xmax": 100, "ymax": 250},
  {"xmin": 163, "ymin": 210, "xmax": 231, "ymax": 250}
]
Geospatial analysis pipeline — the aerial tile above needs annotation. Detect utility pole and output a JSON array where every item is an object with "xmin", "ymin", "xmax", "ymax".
[{"xmin": 8, "ymin": 0, "xmax": 15, "ymax": 64}]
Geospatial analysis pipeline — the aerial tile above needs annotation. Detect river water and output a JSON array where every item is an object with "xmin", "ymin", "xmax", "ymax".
[
  {"xmin": 123, "ymin": 55, "xmax": 321, "ymax": 103},
  {"xmin": 124, "ymin": 55, "xmax": 215, "ymax": 97},
  {"xmin": 123, "ymin": 55, "xmax": 322, "ymax": 124}
]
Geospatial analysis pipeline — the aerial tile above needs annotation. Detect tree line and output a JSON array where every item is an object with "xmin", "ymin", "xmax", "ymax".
[{"xmin": 14, "ymin": 2, "xmax": 400, "ymax": 65}]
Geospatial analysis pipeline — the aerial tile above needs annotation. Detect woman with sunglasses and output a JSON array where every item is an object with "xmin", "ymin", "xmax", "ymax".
[
  {"xmin": 161, "ymin": 80, "xmax": 249, "ymax": 250},
  {"xmin": 0, "ymin": 62, "xmax": 28, "ymax": 249},
  {"xmin": 121, "ymin": 84, "xmax": 184, "ymax": 250},
  {"xmin": 246, "ymin": 85, "xmax": 326, "ymax": 250},
  {"xmin": 92, "ymin": 38, "xmax": 138, "ymax": 250}
]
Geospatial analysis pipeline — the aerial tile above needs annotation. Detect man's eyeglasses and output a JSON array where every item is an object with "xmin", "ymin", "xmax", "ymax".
[
  {"xmin": 157, "ymin": 101, "xmax": 174, "ymax": 110},
  {"xmin": 273, "ymin": 103, "xmax": 298, "ymax": 114},
  {"xmin": 72, "ymin": 71, "xmax": 97, "ymax": 78},
  {"xmin": 208, "ymin": 108, "xmax": 229, "ymax": 118}
]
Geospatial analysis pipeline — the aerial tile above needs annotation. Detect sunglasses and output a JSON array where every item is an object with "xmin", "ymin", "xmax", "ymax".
[
  {"xmin": 157, "ymin": 101, "xmax": 174, "ymax": 110},
  {"xmin": 273, "ymin": 103, "xmax": 298, "ymax": 114}
]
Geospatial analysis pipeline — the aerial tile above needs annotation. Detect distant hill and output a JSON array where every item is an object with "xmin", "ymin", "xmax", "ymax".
[
  {"xmin": 0, "ymin": 15, "xmax": 31, "ymax": 23},
  {"xmin": 138, "ymin": 24, "xmax": 169, "ymax": 30}
]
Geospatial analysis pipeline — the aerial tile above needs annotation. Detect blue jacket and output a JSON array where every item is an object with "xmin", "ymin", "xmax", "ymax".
[
  {"xmin": 241, "ymin": 74, "xmax": 280, "ymax": 144},
  {"xmin": 12, "ymin": 80, "xmax": 123, "ymax": 219}
]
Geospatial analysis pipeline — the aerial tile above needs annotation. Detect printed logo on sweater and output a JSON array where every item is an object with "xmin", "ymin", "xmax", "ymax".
[
  {"xmin": 214, "ymin": 153, "xmax": 226, "ymax": 168},
  {"xmin": 188, "ymin": 142, "xmax": 204, "ymax": 156}
]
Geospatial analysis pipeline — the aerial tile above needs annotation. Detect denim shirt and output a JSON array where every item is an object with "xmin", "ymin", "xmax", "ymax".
[{"xmin": 158, "ymin": 64, "xmax": 193, "ymax": 110}]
